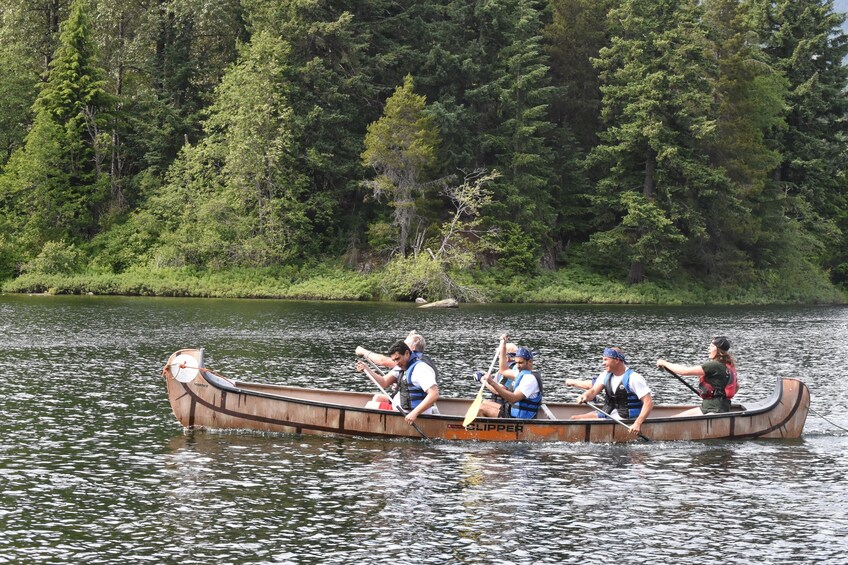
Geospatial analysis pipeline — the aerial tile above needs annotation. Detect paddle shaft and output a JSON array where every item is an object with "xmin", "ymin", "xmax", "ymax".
[
  {"xmin": 584, "ymin": 402, "xmax": 650, "ymax": 442},
  {"xmin": 463, "ymin": 345, "xmax": 502, "ymax": 427},
  {"xmin": 661, "ymin": 365, "xmax": 700, "ymax": 397},
  {"xmin": 363, "ymin": 356, "xmax": 388, "ymax": 379},
  {"xmin": 361, "ymin": 357, "xmax": 429, "ymax": 439}
]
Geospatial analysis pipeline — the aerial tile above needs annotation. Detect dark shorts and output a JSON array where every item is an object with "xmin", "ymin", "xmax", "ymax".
[{"xmin": 701, "ymin": 398, "xmax": 731, "ymax": 414}]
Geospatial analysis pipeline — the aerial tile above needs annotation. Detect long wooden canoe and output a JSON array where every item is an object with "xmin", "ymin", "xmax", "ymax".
[{"xmin": 163, "ymin": 348, "xmax": 810, "ymax": 443}]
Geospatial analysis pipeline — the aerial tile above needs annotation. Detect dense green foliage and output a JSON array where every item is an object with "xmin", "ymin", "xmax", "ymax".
[{"xmin": 1, "ymin": 0, "xmax": 846, "ymax": 303}]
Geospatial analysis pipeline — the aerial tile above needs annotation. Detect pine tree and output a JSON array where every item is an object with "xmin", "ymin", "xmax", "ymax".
[
  {"xmin": 0, "ymin": 0, "xmax": 113, "ymax": 253},
  {"xmin": 0, "ymin": 38, "xmax": 39, "ymax": 165},
  {"xmin": 487, "ymin": 0, "xmax": 557, "ymax": 212},
  {"xmin": 588, "ymin": 0, "xmax": 721, "ymax": 283},
  {"xmin": 245, "ymin": 0, "xmax": 386, "ymax": 259},
  {"xmin": 700, "ymin": 0, "xmax": 789, "ymax": 280},
  {"xmin": 470, "ymin": 0, "xmax": 559, "ymax": 272},
  {"xmin": 138, "ymin": 28, "xmax": 328, "ymax": 268},
  {"xmin": 0, "ymin": 0, "xmax": 68, "ymax": 74},
  {"xmin": 545, "ymin": 0, "xmax": 615, "ymax": 151},
  {"xmin": 757, "ymin": 0, "xmax": 848, "ymax": 284},
  {"xmin": 0, "ymin": 0, "xmax": 56, "ymax": 166},
  {"xmin": 544, "ymin": 0, "xmax": 609, "ymax": 257},
  {"xmin": 89, "ymin": 0, "xmax": 244, "ymax": 213}
]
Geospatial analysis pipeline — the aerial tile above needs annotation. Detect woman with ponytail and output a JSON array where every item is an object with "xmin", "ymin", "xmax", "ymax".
[{"xmin": 657, "ymin": 336, "xmax": 738, "ymax": 414}]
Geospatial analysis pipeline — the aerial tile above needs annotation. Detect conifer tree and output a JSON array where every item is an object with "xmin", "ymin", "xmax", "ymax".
[
  {"xmin": 0, "ymin": 0, "xmax": 68, "ymax": 74},
  {"xmin": 487, "ymin": 0, "xmax": 557, "ymax": 215},
  {"xmin": 588, "ymin": 0, "xmax": 722, "ymax": 283},
  {"xmin": 0, "ymin": 39, "xmax": 39, "ymax": 166},
  {"xmin": 244, "ymin": 0, "xmax": 385, "ymax": 258},
  {"xmin": 757, "ymin": 0, "xmax": 848, "ymax": 284},
  {"xmin": 700, "ymin": 0, "xmax": 789, "ymax": 279},
  {"xmin": 470, "ymin": 0, "xmax": 559, "ymax": 272},
  {"xmin": 545, "ymin": 0, "xmax": 615, "ymax": 151},
  {"xmin": 157, "ymin": 30, "xmax": 309, "ymax": 267},
  {"xmin": 90, "ymin": 0, "xmax": 244, "ymax": 213},
  {"xmin": 0, "ymin": 0, "xmax": 113, "ymax": 253},
  {"xmin": 544, "ymin": 0, "xmax": 610, "ymax": 257}
]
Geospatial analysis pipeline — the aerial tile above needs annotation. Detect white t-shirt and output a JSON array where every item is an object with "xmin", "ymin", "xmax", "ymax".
[
  {"xmin": 391, "ymin": 359, "xmax": 437, "ymax": 414},
  {"xmin": 514, "ymin": 371, "xmax": 540, "ymax": 400}
]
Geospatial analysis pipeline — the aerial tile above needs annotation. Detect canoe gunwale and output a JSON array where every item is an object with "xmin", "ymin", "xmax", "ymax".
[{"xmin": 199, "ymin": 367, "xmax": 786, "ymax": 424}]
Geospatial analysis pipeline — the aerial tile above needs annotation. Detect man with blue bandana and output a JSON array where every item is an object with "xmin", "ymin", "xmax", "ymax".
[
  {"xmin": 478, "ymin": 334, "xmax": 543, "ymax": 419},
  {"xmin": 474, "ymin": 340, "xmax": 519, "ymax": 417},
  {"xmin": 573, "ymin": 346, "xmax": 653, "ymax": 437}
]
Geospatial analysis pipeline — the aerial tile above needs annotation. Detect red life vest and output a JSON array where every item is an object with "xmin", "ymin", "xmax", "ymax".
[{"xmin": 699, "ymin": 363, "xmax": 738, "ymax": 400}]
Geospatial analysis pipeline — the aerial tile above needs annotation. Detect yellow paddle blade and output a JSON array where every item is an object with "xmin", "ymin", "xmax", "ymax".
[
  {"xmin": 463, "ymin": 343, "xmax": 501, "ymax": 428},
  {"xmin": 463, "ymin": 386, "xmax": 485, "ymax": 427}
]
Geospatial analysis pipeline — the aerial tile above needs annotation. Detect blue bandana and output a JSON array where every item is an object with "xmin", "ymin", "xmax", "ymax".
[
  {"xmin": 603, "ymin": 347, "xmax": 626, "ymax": 363},
  {"xmin": 515, "ymin": 347, "xmax": 534, "ymax": 361}
]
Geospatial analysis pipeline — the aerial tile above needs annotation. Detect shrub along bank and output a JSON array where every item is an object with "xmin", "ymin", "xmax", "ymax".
[{"xmin": 2, "ymin": 260, "xmax": 844, "ymax": 305}]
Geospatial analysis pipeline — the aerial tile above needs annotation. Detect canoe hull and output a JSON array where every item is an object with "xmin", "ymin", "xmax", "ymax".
[{"xmin": 163, "ymin": 348, "xmax": 809, "ymax": 443}]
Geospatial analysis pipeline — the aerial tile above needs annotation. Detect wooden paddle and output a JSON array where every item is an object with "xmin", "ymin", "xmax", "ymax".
[
  {"xmin": 463, "ymin": 345, "xmax": 501, "ymax": 427},
  {"xmin": 584, "ymin": 402, "xmax": 651, "ymax": 442},
  {"xmin": 361, "ymin": 357, "xmax": 428, "ymax": 439},
  {"xmin": 660, "ymin": 365, "xmax": 700, "ymax": 397}
]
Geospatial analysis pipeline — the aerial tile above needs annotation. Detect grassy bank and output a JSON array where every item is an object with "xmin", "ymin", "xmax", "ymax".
[
  {"xmin": 2, "ymin": 261, "xmax": 845, "ymax": 305},
  {"xmin": 0, "ymin": 265, "xmax": 378, "ymax": 300},
  {"xmin": 480, "ymin": 266, "xmax": 846, "ymax": 305}
]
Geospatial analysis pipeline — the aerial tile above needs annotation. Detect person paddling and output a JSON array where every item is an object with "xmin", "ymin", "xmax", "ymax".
[
  {"xmin": 357, "ymin": 340, "xmax": 439, "ymax": 425},
  {"xmin": 573, "ymin": 347, "xmax": 653, "ymax": 438},
  {"xmin": 474, "ymin": 339, "xmax": 519, "ymax": 417},
  {"xmin": 657, "ymin": 335, "xmax": 738, "ymax": 415},
  {"xmin": 478, "ymin": 334, "xmax": 543, "ymax": 419}
]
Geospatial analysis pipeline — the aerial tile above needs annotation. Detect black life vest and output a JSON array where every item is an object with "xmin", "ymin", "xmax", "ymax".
[{"xmin": 603, "ymin": 369, "xmax": 643, "ymax": 419}]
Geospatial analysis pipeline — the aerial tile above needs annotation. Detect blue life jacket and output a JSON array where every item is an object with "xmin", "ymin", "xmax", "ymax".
[
  {"xmin": 602, "ymin": 368, "xmax": 643, "ymax": 419},
  {"xmin": 510, "ymin": 370, "xmax": 543, "ymax": 419},
  {"xmin": 398, "ymin": 353, "xmax": 436, "ymax": 410}
]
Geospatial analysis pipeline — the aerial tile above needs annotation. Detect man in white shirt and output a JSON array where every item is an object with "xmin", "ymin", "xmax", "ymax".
[
  {"xmin": 574, "ymin": 346, "xmax": 653, "ymax": 436},
  {"xmin": 481, "ymin": 335, "xmax": 543, "ymax": 419},
  {"xmin": 386, "ymin": 340, "xmax": 439, "ymax": 425}
]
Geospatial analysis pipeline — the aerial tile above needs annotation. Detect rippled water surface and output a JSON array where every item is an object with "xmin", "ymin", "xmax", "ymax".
[{"xmin": 1, "ymin": 295, "xmax": 847, "ymax": 563}]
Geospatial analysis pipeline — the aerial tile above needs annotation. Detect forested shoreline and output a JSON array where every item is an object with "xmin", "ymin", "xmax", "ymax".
[{"xmin": 1, "ymin": 0, "xmax": 847, "ymax": 304}]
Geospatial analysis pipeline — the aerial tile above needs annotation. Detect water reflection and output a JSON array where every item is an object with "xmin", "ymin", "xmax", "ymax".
[{"xmin": 0, "ymin": 295, "xmax": 847, "ymax": 563}]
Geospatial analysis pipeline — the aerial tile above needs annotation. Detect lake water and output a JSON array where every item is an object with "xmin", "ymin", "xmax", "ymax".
[{"xmin": 1, "ymin": 294, "xmax": 846, "ymax": 563}]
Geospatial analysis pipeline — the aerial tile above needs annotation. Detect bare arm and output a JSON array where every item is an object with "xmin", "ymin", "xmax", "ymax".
[
  {"xmin": 631, "ymin": 393, "xmax": 653, "ymax": 435},
  {"xmin": 485, "ymin": 376, "xmax": 525, "ymax": 405},
  {"xmin": 657, "ymin": 359, "xmax": 704, "ymax": 377},
  {"xmin": 356, "ymin": 346, "xmax": 396, "ymax": 369},
  {"xmin": 494, "ymin": 334, "xmax": 520, "ymax": 380},
  {"xmin": 577, "ymin": 381, "xmax": 606, "ymax": 404},
  {"xmin": 405, "ymin": 385, "xmax": 439, "ymax": 424},
  {"xmin": 355, "ymin": 361, "xmax": 397, "ymax": 390},
  {"xmin": 565, "ymin": 378, "xmax": 593, "ymax": 390}
]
